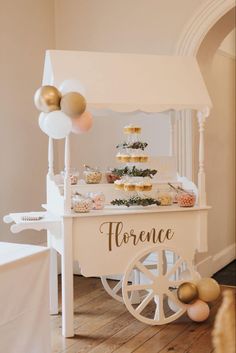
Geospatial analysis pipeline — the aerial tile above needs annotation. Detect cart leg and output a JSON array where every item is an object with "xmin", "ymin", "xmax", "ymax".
[
  {"xmin": 61, "ymin": 218, "xmax": 74, "ymax": 337},
  {"xmin": 47, "ymin": 231, "xmax": 59, "ymax": 315}
]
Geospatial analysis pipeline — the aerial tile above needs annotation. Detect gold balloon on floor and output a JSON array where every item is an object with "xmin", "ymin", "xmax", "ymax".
[
  {"xmin": 196, "ymin": 278, "xmax": 220, "ymax": 302},
  {"xmin": 177, "ymin": 282, "xmax": 199, "ymax": 304},
  {"xmin": 60, "ymin": 92, "xmax": 86, "ymax": 118},
  {"xmin": 34, "ymin": 85, "xmax": 61, "ymax": 113}
]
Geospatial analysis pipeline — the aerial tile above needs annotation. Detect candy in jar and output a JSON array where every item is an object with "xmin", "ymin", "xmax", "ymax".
[
  {"xmin": 157, "ymin": 189, "xmax": 173, "ymax": 206},
  {"xmin": 86, "ymin": 192, "xmax": 105, "ymax": 210},
  {"xmin": 72, "ymin": 195, "xmax": 93, "ymax": 213},
  {"xmin": 105, "ymin": 169, "xmax": 120, "ymax": 183},
  {"xmin": 83, "ymin": 165, "xmax": 102, "ymax": 184},
  {"xmin": 178, "ymin": 191, "xmax": 196, "ymax": 207},
  {"xmin": 60, "ymin": 168, "xmax": 79, "ymax": 185}
]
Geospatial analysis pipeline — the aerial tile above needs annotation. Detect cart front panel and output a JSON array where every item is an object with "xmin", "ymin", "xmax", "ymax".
[{"xmin": 72, "ymin": 209, "xmax": 208, "ymax": 277}]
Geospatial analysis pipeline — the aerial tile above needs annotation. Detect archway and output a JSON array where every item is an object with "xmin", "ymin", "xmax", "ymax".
[{"xmin": 174, "ymin": 0, "xmax": 235, "ymax": 180}]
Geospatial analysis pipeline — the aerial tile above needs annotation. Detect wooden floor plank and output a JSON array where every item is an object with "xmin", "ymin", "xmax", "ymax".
[
  {"xmin": 112, "ymin": 325, "xmax": 165, "ymax": 353},
  {"xmin": 156, "ymin": 302, "xmax": 220, "ymax": 353},
  {"xmin": 51, "ymin": 276, "xmax": 236, "ymax": 353},
  {"xmin": 184, "ymin": 330, "xmax": 214, "ymax": 353}
]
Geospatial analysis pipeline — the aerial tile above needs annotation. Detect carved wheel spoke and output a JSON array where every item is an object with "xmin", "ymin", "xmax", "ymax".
[
  {"xmin": 166, "ymin": 258, "xmax": 184, "ymax": 279},
  {"xmin": 126, "ymin": 283, "xmax": 152, "ymax": 292},
  {"xmin": 154, "ymin": 294, "xmax": 165, "ymax": 321},
  {"xmin": 136, "ymin": 291, "xmax": 154, "ymax": 314},
  {"xmin": 101, "ymin": 276, "xmax": 125, "ymax": 303},
  {"xmin": 157, "ymin": 248, "xmax": 164, "ymax": 275},
  {"xmin": 135, "ymin": 261, "xmax": 156, "ymax": 282},
  {"xmin": 113, "ymin": 280, "xmax": 122, "ymax": 294}
]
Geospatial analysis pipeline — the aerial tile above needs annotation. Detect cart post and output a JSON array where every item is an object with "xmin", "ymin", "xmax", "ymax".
[
  {"xmin": 197, "ymin": 108, "xmax": 209, "ymax": 206},
  {"xmin": 61, "ymin": 217, "xmax": 74, "ymax": 337},
  {"xmin": 64, "ymin": 135, "xmax": 72, "ymax": 214}
]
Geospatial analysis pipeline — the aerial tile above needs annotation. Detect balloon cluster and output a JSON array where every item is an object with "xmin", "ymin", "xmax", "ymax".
[
  {"xmin": 177, "ymin": 277, "xmax": 220, "ymax": 322},
  {"xmin": 34, "ymin": 79, "xmax": 93, "ymax": 139}
]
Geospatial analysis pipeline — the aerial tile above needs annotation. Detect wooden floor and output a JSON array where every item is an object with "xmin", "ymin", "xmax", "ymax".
[{"xmin": 51, "ymin": 276, "xmax": 235, "ymax": 353}]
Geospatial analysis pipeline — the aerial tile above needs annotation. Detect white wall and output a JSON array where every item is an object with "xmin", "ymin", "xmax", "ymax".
[
  {"xmin": 54, "ymin": 0, "xmax": 205, "ymax": 55},
  {"xmin": 219, "ymin": 28, "xmax": 236, "ymax": 57},
  {"xmin": 0, "ymin": 0, "xmax": 55, "ymax": 245}
]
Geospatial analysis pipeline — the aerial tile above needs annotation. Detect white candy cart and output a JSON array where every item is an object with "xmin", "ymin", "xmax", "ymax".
[{"xmin": 4, "ymin": 51, "xmax": 212, "ymax": 337}]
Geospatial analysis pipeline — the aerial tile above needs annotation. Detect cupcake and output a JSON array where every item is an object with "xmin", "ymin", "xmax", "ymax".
[
  {"xmin": 124, "ymin": 182, "xmax": 136, "ymax": 191},
  {"xmin": 114, "ymin": 180, "xmax": 124, "ymax": 190},
  {"xmin": 135, "ymin": 183, "xmax": 145, "ymax": 191},
  {"xmin": 123, "ymin": 124, "xmax": 141, "ymax": 134},
  {"xmin": 143, "ymin": 182, "xmax": 152, "ymax": 191},
  {"xmin": 130, "ymin": 154, "xmax": 140, "ymax": 163},
  {"xmin": 116, "ymin": 153, "xmax": 123, "ymax": 162},
  {"xmin": 116, "ymin": 154, "xmax": 131, "ymax": 163},
  {"xmin": 120, "ymin": 155, "xmax": 131, "ymax": 163},
  {"xmin": 139, "ymin": 155, "xmax": 149, "ymax": 163}
]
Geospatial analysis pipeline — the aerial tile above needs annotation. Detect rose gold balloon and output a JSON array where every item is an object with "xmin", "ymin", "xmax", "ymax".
[
  {"xmin": 72, "ymin": 111, "xmax": 93, "ymax": 134},
  {"xmin": 34, "ymin": 85, "xmax": 61, "ymax": 113},
  {"xmin": 60, "ymin": 92, "xmax": 86, "ymax": 118},
  {"xmin": 187, "ymin": 300, "xmax": 210, "ymax": 322}
]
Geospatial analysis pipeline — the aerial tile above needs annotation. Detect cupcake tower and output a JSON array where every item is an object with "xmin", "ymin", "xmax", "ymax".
[{"xmin": 114, "ymin": 125, "xmax": 153, "ymax": 193}]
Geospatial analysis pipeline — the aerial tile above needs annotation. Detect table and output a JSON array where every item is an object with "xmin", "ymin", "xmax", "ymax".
[{"xmin": 0, "ymin": 242, "xmax": 50, "ymax": 353}]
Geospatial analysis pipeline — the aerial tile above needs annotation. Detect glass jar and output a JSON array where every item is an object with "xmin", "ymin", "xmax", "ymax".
[
  {"xmin": 177, "ymin": 191, "xmax": 196, "ymax": 207},
  {"xmin": 157, "ymin": 188, "xmax": 173, "ymax": 206},
  {"xmin": 87, "ymin": 192, "xmax": 105, "ymax": 210},
  {"xmin": 83, "ymin": 168, "xmax": 102, "ymax": 184},
  {"xmin": 72, "ymin": 195, "xmax": 93, "ymax": 213},
  {"xmin": 105, "ymin": 169, "xmax": 121, "ymax": 183},
  {"xmin": 60, "ymin": 168, "xmax": 79, "ymax": 185}
]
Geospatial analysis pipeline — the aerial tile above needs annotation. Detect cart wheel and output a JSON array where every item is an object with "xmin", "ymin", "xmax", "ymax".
[
  {"xmin": 122, "ymin": 246, "xmax": 199, "ymax": 325},
  {"xmin": 101, "ymin": 276, "xmax": 124, "ymax": 303},
  {"xmin": 101, "ymin": 270, "xmax": 143, "ymax": 304}
]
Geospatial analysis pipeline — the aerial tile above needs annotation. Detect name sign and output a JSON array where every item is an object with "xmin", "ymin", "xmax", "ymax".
[{"xmin": 99, "ymin": 221, "xmax": 174, "ymax": 251}]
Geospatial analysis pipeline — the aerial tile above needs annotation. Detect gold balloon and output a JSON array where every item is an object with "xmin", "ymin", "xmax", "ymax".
[
  {"xmin": 34, "ymin": 85, "xmax": 61, "ymax": 113},
  {"xmin": 177, "ymin": 282, "xmax": 199, "ymax": 304},
  {"xmin": 60, "ymin": 92, "xmax": 86, "ymax": 118},
  {"xmin": 197, "ymin": 278, "xmax": 220, "ymax": 302}
]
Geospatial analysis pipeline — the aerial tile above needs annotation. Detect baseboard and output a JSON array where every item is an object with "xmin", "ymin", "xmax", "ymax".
[
  {"xmin": 212, "ymin": 243, "xmax": 236, "ymax": 275},
  {"xmin": 196, "ymin": 256, "xmax": 213, "ymax": 277},
  {"xmin": 196, "ymin": 243, "xmax": 236, "ymax": 278}
]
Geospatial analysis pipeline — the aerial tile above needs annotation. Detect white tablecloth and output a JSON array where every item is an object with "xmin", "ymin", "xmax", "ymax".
[{"xmin": 0, "ymin": 242, "xmax": 51, "ymax": 353}]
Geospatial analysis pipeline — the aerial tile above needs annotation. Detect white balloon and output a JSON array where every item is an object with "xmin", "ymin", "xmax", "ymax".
[
  {"xmin": 43, "ymin": 111, "xmax": 72, "ymax": 139},
  {"xmin": 38, "ymin": 112, "xmax": 48, "ymax": 132},
  {"xmin": 59, "ymin": 79, "xmax": 86, "ymax": 97}
]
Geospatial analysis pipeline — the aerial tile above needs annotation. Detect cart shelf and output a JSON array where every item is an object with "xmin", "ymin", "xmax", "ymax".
[{"xmin": 3, "ymin": 212, "xmax": 61, "ymax": 234}]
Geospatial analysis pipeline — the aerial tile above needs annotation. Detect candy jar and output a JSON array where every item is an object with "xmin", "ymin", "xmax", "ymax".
[
  {"xmin": 178, "ymin": 191, "xmax": 196, "ymax": 207},
  {"xmin": 60, "ymin": 168, "xmax": 79, "ymax": 185},
  {"xmin": 105, "ymin": 168, "xmax": 121, "ymax": 183},
  {"xmin": 157, "ymin": 188, "xmax": 173, "ymax": 206},
  {"xmin": 83, "ymin": 165, "xmax": 102, "ymax": 184},
  {"xmin": 72, "ymin": 194, "xmax": 93, "ymax": 213},
  {"xmin": 87, "ymin": 192, "xmax": 105, "ymax": 210}
]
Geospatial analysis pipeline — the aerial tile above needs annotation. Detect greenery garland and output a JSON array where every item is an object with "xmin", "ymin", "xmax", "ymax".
[
  {"xmin": 111, "ymin": 196, "xmax": 160, "ymax": 207},
  {"xmin": 116, "ymin": 141, "xmax": 148, "ymax": 150},
  {"xmin": 112, "ymin": 166, "xmax": 157, "ymax": 178}
]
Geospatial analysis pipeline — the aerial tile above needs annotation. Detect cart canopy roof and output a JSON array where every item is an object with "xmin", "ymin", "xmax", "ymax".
[{"xmin": 43, "ymin": 50, "xmax": 212, "ymax": 113}]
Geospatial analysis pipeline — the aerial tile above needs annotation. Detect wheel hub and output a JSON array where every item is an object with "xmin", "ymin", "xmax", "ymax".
[{"xmin": 152, "ymin": 276, "xmax": 168, "ymax": 294}]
